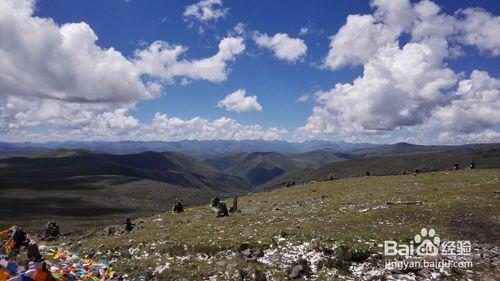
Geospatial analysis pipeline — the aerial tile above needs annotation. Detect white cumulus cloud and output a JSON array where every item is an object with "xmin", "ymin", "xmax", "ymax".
[
  {"xmin": 253, "ymin": 32, "xmax": 308, "ymax": 63},
  {"xmin": 428, "ymin": 70, "xmax": 500, "ymax": 133},
  {"xmin": 134, "ymin": 36, "xmax": 245, "ymax": 84},
  {"xmin": 217, "ymin": 89, "xmax": 263, "ymax": 112},
  {"xmin": 148, "ymin": 114, "xmax": 283, "ymax": 141},
  {"xmin": 302, "ymin": 0, "xmax": 500, "ymax": 144},
  {"xmin": 324, "ymin": 0, "xmax": 415, "ymax": 70},
  {"xmin": 455, "ymin": 8, "xmax": 500, "ymax": 56},
  {"xmin": 0, "ymin": 0, "xmax": 248, "ymax": 139},
  {"xmin": 313, "ymin": 42, "xmax": 456, "ymax": 132},
  {"xmin": 0, "ymin": 0, "xmax": 159, "ymax": 104}
]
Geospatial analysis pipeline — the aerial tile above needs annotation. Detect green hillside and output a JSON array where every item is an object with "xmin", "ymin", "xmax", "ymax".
[
  {"xmin": 203, "ymin": 152, "xmax": 250, "ymax": 172},
  {"xmin": 57, "ymin": 169, "xmax": 500, "ymax": 280},
  {"xmin": 205, "ymin": 151, "xmax": 309, "ymax": 185},
  {"xmin": 289, "ymin": 149, "xmax": 353, "ymax": 167},
  {"xmin": 264, "ymin": 144, "xmax": 500, "ymax": 189}
]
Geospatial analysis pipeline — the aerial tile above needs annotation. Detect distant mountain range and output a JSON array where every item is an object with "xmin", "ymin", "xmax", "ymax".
[
  {"xmin": 2, "ymin": 142, "xmax": 499, "ymax": 193},
  {"xmin": 0, "ymin": 140, "xmax": 379, "ymax": 159}
]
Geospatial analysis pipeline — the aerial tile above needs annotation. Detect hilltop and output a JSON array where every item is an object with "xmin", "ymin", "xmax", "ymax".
[{"xmin": 51, "ymin": 169, "xmax": 500, "ymax": 280}]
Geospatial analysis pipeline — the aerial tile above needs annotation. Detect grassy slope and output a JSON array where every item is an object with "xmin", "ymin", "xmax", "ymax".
[
  {"xmin": 288, "ymin": 149, "xmax": 347, "ymax": 167},
  {"xmin": 71, "ymin": 169, "xmax": 500, "ymax": 279},
  {"xmin": 203, "ymin": 152, "xmax": 250, "ymax": 172},
  {"xmin": 264, "ymin": 145, "xmax": 500, "ymax": 189},
  {"xmin": 0, "ymin": 176, "xmax": 214, "ymax": 231},
  {"xmin": 206, "ymin": 152, "xmax": 309, "ymax": 185}
]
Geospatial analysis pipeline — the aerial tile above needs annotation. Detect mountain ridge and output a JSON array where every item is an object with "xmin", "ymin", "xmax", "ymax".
[{"xmin": 0, "ymin": 140, "xmax": 379, "ymax": 158}]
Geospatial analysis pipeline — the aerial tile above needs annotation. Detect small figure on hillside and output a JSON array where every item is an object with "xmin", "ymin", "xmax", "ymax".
[
  {"xmin": 172, "ymin": 200, "xmax": 184, "ymax": 213},
  {"xmin": 7, "ymin": 227, "xmax": 30, "ymax": 256},
  {"xmin": 43, "ymin": 221, "xmax": 60, "ymax": 240},
  {"xmin": 401, "ymin": 170, "xmax": 406, "ymax": 175},
  {"xmin": 413, "ymin": 168, "xmax": 420, "ymax": 175},
  {"xmin": 216, "ymin": 201, "xmax": 229, "ymax": 218},
  {"xmin": 124, "ymin": 218, "xmax": 134, "ymax": 232},
  {"xmin": 27, "ymin": 241, "xmax": 43, "ymax": 262},
  {"xmin": 229, "ymin": 195, "xmax": 238, "ymax": 214},
  {"xmin": 210, "ymin": 197, "xmax": 220, "ymax": 209},
  {"xmin": 328, "ymin": 173, "xmax": 336, "ymax": 180},
  {"xmin": 13, "ymin": 227, "xmax": 29, "ymax": 245},
  {"xmin": 469, "ymin": 161, "xmax": 475, "ymax": 169},
  {"xmin": 453, "ymin": 163, "xmax": 459, "ymax": 170},
  {"xmin": 365, "ymin": 170, "xmax": 371, "ymax": 176}
]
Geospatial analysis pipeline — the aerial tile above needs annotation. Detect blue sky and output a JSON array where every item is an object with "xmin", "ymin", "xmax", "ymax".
[
  {"xmin": 34, "ymin": 0, "xmax": 367, "ymax": 129},
  {"xmin": 0, "ymin": 0, "xmax": 499, "ymax": 143}
]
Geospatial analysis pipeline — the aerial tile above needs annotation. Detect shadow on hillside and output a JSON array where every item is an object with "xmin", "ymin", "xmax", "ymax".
[
  {"xmin": 0, "ymin": 175, "xmax": 141, "ymax": 191},
  {"xmin": 0, "ymin": 196, "xmax": 134, "ymax": 217}
]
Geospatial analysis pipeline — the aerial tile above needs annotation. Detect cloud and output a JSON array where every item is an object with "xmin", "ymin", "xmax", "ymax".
[
  {"xmin": 0, "ymin": 0, "xmax": 159, "ymax": 104},
  {"xmin": 0, "ymin": 104, "xmax": 285, "ymax": 142},
  {"xmin": 94, "ymin": 108, "xmax": 140, "ymax": 130},
  {"xmin": 437, "ymin": 129, "xmax": 500, "ymax": 144},
  {"xmin": 0, "ymin": 96, "xmax": 100, "ymax": 129},
  {"xmin": 0, "ymin": 0, "xmax": 245, "ymax": 108},
  {"xmin": 324, "ymin": 0, "xmax": 415, "ymax": 70},
  {"xmin": 217, "ymin": 89, "xmax": 263, "ymax": 112},
  {"xmin": 0, "ymin": 0, "xmax": 250, "ymax": 141},
  {"xmin": 372, "ymin": 0, "xmax": 415, "ymax": 32},
  {"xmin": 455, "ymin": 8, "xmax": 500, "ymax": 56},
  {"xmin": 134, "ymin": 36, "xmax": 245, "ymax": 83},
  {"xmin": 253, "ymin": 32, "xmax": 308, "ymax": 62},
  {"xmin": 297, "ymin": 94, "xmax": 309, "ymax": 103},
  {"xmin": 183, "ymin": 0, "xmax": 228, "ymax": 23},
  {"xmin": 428, "ymin": 70, "xmax": 500, "ymax": 133},
  {"xmin": 229, "ymin": 22, "xmax": 246, "ymax": 37},
  {"xmin": 149, "ymin": 113, "xmax": 284, "ymax": 141},
  {"xmin": 303, "ymin": 0, "xmax": 500, "ymax": 144},
  {"xmin": 311, "ymin": 42, "xmax": 456, "ymax": 132},
  {"xmin": 299, "ymin": 27, "xmax": 309, "ymax": 36},
  {"xmin": 324, "ymin": 14, "xmax": 399, "ymax": 69},
  {"xmin": 324, "ymin": 0, "xmax": 500, "ymax": 70}
]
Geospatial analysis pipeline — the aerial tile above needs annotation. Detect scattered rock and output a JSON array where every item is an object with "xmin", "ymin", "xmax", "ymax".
[
  {"xmin": 288, "ymin": 264, "xmax": 304, "ymax": 279},
  {"xmin": 288, "ymin": 260, "xmax": 311, "ymax": 279},
  {"xmin": 103, "ymin": 226, "xmax": 115, "ymax": 236},
  {"xmin": 78, "ymin": 232, "xmax": 92, "ymax": 240},
  {"xmin": 240, "ymin": 247, "xmax": 262, "ymax": 261}
]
